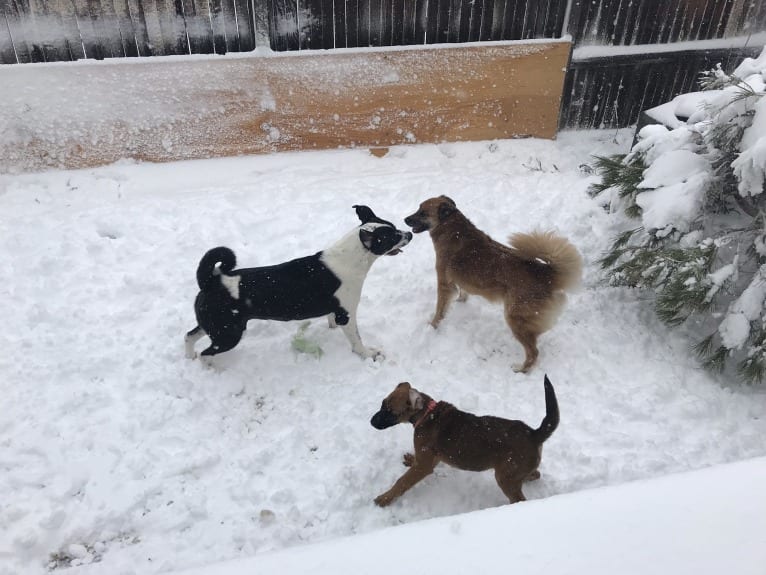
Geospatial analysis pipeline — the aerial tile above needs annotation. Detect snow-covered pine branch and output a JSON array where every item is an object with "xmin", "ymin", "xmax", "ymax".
[{"xmin": 591, "ymin": 46, "xmax": 766, "ymax": 383}]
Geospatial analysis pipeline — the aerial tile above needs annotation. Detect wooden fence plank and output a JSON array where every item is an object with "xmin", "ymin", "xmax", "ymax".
[
  {"xmin": 334, "ymin": 0, "xmax": 347, "ymax": 46},
  {"xmin": 101, "ymin": 0, "xmax": 131, "ymax": 57},
  {"xmin": 5, "ymin": 0, "xmax": 35, "ymax": 62},
  {"xmin": 0, "ymin": 40, "xmax": 570, "ymax": 172},
  {"xmin": 477, "ymin": 0, "xmax": 492, "ymax": 41},
  {"xmin": 126, "ymin": 0, "xmax": 153, "ymax": 54},
  {"xmin": 1, "ymin": 11, "xmax": 18, "ymax": 63},
  {"xmin": 318, "ymin": 0, "xmax": 332, "ymax": 47},
  {"xmin": 400, "ymin": 0, "xmax": 416, "ymax": 43},
  {"xmin": 26, "ymin": 0, "xmax": 68, "ymax": 61},
  {"xmin": 344, "ymin": 0, "xmax": 358, "ymax": 46},
  {"xmin": 428, "ymin": 0, "xmax": 444, "ymax": 43},
  {"xmin": 367, "ymin": 0, "xmax": 381, "ymax": 45},
  {"xmin": 68, "ymin": 0, "xmax": 102, "ymax": 59},
  {"xmin": 158, "ymin": 0, "xmax": 187, "ymax": 54},
  {"xmin": 234, "ymin": 0, "xmax": 255, "ymax": 50},
  {"xmin": 560, "ymin": 46, "xmax": 765, "ymax": 129},
  {"xmin": 390, "ymin": 0, "xmax": 403, "ymax": 45},
  {"xmin": 358, "ymin": 0, "xmax": 370, "ymax": 45},
  {"xmin": 134, "ymin": 0, "xmax": 162, "ymax": 54},
  {"xmin": 180, "ymin": 0, "xmax": 212, "ymax": 53},
  {"xmin": 209, "ymin": 0, "xmax": 227, "ymax": 52},
  {"xmin": 111, "ymin": 0, "xmax": 141, "ymax": 57},
  {"xmin": 277, "ymin": 0, "xmax": 299, "ymax": 50}
]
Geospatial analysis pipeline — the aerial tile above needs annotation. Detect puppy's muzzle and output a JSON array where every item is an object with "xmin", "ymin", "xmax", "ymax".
[{"xmin": 371, "ymin": 408, "xmax": 399, "ymax": 429}]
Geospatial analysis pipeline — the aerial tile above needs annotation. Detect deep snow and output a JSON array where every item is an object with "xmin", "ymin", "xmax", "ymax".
[
  {"xmin": 173, "ymin": 457, "xmax": 766, "ymax": 575},
  {"xmin": 2, "ymin": 131, "xmax": 766, "ymax": 575}
]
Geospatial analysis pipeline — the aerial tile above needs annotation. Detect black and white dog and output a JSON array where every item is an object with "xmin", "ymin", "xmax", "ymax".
[{"xmin": 185, "ymin": 205, "xmax": 412, "ymax": 361}]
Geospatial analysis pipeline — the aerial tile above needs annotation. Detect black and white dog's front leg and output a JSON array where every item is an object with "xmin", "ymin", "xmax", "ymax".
[
  {"xmin": 185, "ymin": 326, "xmax": 205, "ymax": 359},
  {"xmin": 333, "ymin": 306, "xmax": 382, "ymax": 360}
]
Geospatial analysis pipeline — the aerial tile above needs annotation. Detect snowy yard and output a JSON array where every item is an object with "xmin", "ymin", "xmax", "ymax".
[{"xmin": 2, "ymin": 130, "xmax": 766, "ymax": 575}]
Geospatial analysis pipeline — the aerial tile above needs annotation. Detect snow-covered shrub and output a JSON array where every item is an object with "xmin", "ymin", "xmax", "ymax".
[{"xmin": 591, "ymin": 47, "xmax": 766, "ymax": 383}]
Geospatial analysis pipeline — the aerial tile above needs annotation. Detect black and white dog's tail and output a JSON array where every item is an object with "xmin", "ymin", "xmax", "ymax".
[{"xmin": 196, "ymin": 247, "xmax": 236, "ymax": 290}]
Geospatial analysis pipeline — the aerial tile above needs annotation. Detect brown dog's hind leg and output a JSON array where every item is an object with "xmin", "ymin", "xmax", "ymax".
[
  {"xmin": 494, "ymin": 468, "xmax": 527, "ymax": 504},
  {"xmin": 505, "ymin": 310, "xmax": 539, "ymax": 373},
  {"xmin": 526, "ymin": 469, "xmax": 541, "ymax": 481},
  {"xmin": 375, "ymin": 454, "xmax": 437, "ymax": 507}
]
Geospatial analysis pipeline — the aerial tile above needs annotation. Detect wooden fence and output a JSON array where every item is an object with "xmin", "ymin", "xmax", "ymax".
[{"xmin": 2, "ymin": 0, "xmax": 766, "ymax": 128}]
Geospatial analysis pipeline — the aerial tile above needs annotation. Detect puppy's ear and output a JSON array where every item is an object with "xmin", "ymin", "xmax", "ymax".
[
  {"xmin": 353, "ymin": 205, "xmax": 375, "ymax": 224},
  {"xmin": 359, "ymin": 228, "xmax": 374, "ymax": 250},
  {"xmin": 438, "ymin": 198, "xmax": 456, "ymax": 222},
  {"xmin": 408, "ymin": 389, "xmax": 424, "ymax": 410}
]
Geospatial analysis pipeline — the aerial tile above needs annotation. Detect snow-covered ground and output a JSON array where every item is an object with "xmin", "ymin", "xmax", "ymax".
[
  {"xmin": 2, "ymin": 131, "xmax": 766, "ymax": 575},
  {"xmin": 174, "ymin": 457, "xmax": 766, "ymax": 575}
]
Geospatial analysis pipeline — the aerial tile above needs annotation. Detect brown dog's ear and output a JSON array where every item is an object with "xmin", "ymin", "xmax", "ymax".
[
  {"xmin": 438, "ymin": 198, "xmax": 456, "ymax": 222},
  {"xmin": 396, "ymin": 382, "xmax": 411, "ymax": 390},
  {"xmin": 408, "ymin": 388, "xmax": 424, "ymax": 410}
]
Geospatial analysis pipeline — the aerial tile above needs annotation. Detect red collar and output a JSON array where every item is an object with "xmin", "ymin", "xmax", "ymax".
[{"xmin": 413, "ymin": 400, "xmax": 438, "ymax": 429}]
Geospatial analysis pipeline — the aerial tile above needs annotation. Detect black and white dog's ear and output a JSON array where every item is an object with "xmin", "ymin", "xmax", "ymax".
[
  {"xmin": 359, "ymin": 228, "xmax": 374, "ymax": 250},
  {"xmin": 353, "ymin": 204, "xmax": 376, "ymax": 224}
]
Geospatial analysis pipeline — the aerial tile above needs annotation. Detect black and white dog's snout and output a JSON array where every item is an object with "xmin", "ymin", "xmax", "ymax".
[{"xmin": 359, "ymin": 224, "xmax": 412, "ymax": 256}]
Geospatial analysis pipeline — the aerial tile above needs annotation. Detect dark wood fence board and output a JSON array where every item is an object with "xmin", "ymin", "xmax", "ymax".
[
  {"xmin": 111, "ymin": 0, "xmax": 140, "ymax": 57},
  {"xmin": 5, "ymin": 0, "xmax": 33, "ymax": 62},
  {"xmin": 400, "ymin": 0, "xmax": 415, "ymax": 43},
  {"xmin": 234, "ymin": 0, "xmax": 255, "ymax": 50},
  {"xmin": 560, "ymin": 46, "xmax": 766, "ymax": 130},
  {"xmin": 1, "ymin": 12, "xmax": 17, "ymax": 63},
  {"xmin": 390, "ymin": 0, "xmax": 403, "ymax": 45}
]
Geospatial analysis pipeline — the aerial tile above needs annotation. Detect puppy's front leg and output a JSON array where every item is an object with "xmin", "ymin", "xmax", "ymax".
[{"xmin": 374, "ymin": 455, "xmax": 437, "ymax": 507}]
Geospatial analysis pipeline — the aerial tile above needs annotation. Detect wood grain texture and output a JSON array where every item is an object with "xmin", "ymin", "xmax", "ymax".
[{"xmin": 0, "ymin": 40, "xmax": 570, "ymax": 173}]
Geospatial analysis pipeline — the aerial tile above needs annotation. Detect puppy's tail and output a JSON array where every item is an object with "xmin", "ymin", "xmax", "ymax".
[
  {"xmin": 509, "ymin": 231, "xmax": 583, "ymax": 292},
  {"xmin": 532, "ymin": 375, "xmax": 559, "ymax": 444},
  {"xmin": 196, "ymin": 246, "xmax": 236, "ymax": 290}
]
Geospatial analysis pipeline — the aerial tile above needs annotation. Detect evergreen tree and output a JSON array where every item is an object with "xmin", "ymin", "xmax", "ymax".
[{"xmin": 591, "ymin": 50, "xmax": 766, "ymax": 383}]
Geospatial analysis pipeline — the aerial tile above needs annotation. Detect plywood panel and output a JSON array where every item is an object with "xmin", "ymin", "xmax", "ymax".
[{"xmin": 0, "ymin": 40, "xmax": 570, "ymax": 173}]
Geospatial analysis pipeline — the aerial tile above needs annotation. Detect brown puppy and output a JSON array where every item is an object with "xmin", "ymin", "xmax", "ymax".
[
  {"xmin": 370, "ymin": 375, "xmax": 559, "ymax": 507},
  {"xmin": 405, "ymin": 196, "xmax": 583, "ymax": 372}
]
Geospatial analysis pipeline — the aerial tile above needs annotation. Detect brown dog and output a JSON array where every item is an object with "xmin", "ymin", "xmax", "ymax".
[
  {"xmin": 370, "ymin": 375, "xmax": 558, "ymax": 507},
  {"xmin": 405, "ymin": 196, "xmax": 583, "ymax": 372}
]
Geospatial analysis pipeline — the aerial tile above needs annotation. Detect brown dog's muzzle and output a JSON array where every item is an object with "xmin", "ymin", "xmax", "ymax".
[
  {"xmin": 404, "ymin": 214, "xmax": 429, "ymax": 234},
  {"xmin": 371, "ymin": 407, "xmax": 399, "ymax": 429}
]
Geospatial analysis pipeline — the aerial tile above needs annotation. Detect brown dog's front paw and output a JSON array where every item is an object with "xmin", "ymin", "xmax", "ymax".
[
  {"xmin": 402, "ymin": 453, "xmax": 415, "ymax": 467},
  {"xmin": 374, "ymin": 493, "xmax": 394, "ymax": 507}
]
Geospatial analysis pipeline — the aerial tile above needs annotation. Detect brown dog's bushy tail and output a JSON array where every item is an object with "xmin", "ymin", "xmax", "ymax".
[
  {"xmin": 509, "ymin": 231, "xmax": 583, "ymax": 292},
  {"xmin": 532, "ymin": 375, "xmax": 559, "ymax": 444},
  {"xmin": 196, "ymin": 246, "xmax": 236, "ymax": 290}
]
